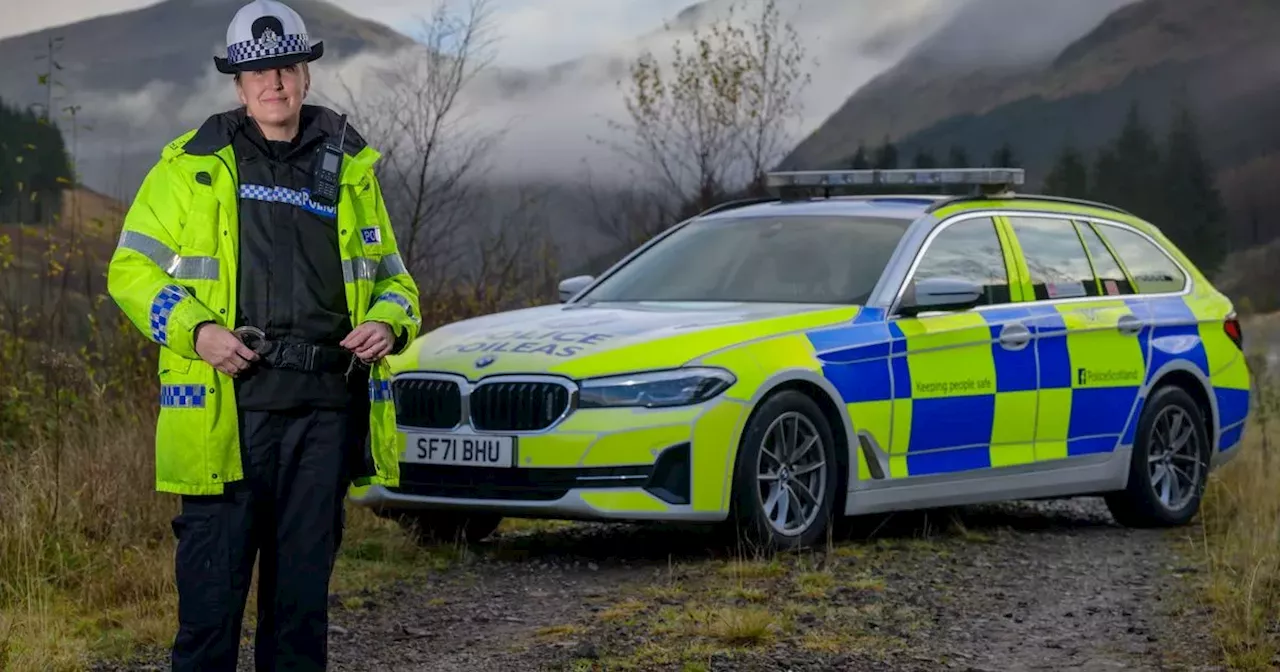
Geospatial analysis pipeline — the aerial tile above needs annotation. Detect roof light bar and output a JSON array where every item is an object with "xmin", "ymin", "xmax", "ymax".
[{"xmin": 765, "ymin": 168, "xmax": 1025, "ymax": 196}]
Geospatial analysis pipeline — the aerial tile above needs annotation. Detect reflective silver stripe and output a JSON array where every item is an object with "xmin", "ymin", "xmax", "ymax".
[
  {"xmin": 117, "ymin": 230, "xmax": 178, "ymax": 272},
  {"xmin": 377, "ymin": 253, "xmax": 408, "ymax": 281},
  {"xmin": 343, "ymin": 257, "xmax": 378, "ymax": 283},
  {"xmin": 173, "ymin": 256, "xmax": 219, "ymax": 280},
  {"xmin": 117, "ymin": 230, "xmax": 219, "ymax": 280}
]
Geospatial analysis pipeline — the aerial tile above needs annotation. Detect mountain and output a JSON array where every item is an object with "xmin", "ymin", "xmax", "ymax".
[
  {"xmin": 0, "ymin": 0, "xmax": 411, "ymax": 104},
  {"xmin": 0, "ymin": 0, "xmax": 415, "ymax": 200},
  {"xmin": 780, "ymin": 0, "xmax": 1138, "ymax": 171},
  {"xmin": 783, "ymin": 0, "xmax": 1280, "ymax": 193}
]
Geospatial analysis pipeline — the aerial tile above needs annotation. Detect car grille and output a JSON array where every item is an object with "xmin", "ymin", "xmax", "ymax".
[
  {"xmin": 392, "ymin": 378, "xmax": 573, "ymax": 431},
  {"xmin": 392, "ymin": 464, "xmax": 652, "ymax": 501},
  {"xmin": 392, "ymin": 378, "xmax": 462, "ymax": 429},
  {"xmin": 470, "ymin": 382, "xmax": 572, "ymax": 431}
]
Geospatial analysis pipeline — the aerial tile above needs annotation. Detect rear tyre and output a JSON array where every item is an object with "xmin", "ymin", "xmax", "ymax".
[
  {"xmin": 727, "ymin": 390, "xmax": 838, "ymax": 552},
  {"xmin": 395, "ymin": 510, "xmax": 504, "ymax": 545},
  {"xmin": 1104, "ymin": 385, "xmax": 1210, "ymax": 528}
]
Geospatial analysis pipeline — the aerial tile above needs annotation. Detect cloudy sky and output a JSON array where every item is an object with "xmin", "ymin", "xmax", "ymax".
[{"xmin": 1, "ymin": 0, "xmax": 695, "ymax": 67}]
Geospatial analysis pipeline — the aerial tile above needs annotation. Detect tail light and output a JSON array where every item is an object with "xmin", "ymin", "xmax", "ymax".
[{"xmin": 1224, "ymin": 311, "xmax": 1243, "ymax": 351}]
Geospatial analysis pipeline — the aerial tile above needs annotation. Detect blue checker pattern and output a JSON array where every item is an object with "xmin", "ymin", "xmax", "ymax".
[
  {"xmin": 226, "ymin": 34, "xmax": 312, "ymax": 65},
  {"xmin": 240, "ymin": 183, "xmax": 337, "ymax": 218},
  {"xmin": 149, "ymin": 285, "xmax": 188, "ymax": 345},
  {"xmin": 160, "ymin": 384, "xmax": 206, "ymax": 408},
  {"xmin": 1219, "ymin": 424, "xmax": 1244, "ymax": 452},
  {"xmin": 910, "ymin": 395, "xmax": 996, "ymax": 454},
  {"xmin": 1215, "ymin": 388, "xmax": 1251, "ymax": 432},
  {"xmin": 369, "ymin": 379, "xmax": 392, "ymax": 402},
  {"xmin": 805, "ymin": 295, "xmax": 1236, "ymax": 478}
]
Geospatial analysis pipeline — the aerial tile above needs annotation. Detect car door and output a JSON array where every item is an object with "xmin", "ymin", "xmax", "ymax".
[
  {"xmin": 1002, "ymin": 215, "xmax": 1149, "ymax": 462},
  {"xmin": 886, "ymin": 214, "xmax": 1039, "ymax": 479}
]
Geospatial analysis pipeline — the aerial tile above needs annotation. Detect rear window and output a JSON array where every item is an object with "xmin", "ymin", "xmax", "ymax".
[
  {"xmin": 1094, "ymin": 223, "xmax": 1187, "ymax": 294},
  {"xmin": 581, "ymin": 214, "xmax": 913, "ymax": 304}
]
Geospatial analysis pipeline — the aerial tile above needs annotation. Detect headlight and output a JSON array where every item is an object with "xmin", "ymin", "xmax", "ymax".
[{"xmin": 578, "ymin": 367, "xmax": 736, "ymax": 409}]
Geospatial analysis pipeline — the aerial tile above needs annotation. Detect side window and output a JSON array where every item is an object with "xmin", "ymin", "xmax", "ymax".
[
  {"xmin": 1007, "ymin": 216, "xmax": 1099, "ymax": 300},
  {"xmin": 911, "ymin": 216, "xmax": 1011, "ymax": 305},
  {"xmin": 1077, "ymin": 222, "xmax": 1134, "ymax": 296},
  {"xmin": 1095, "ymin": 224, "xmax": 1187, "ymax": 294}
]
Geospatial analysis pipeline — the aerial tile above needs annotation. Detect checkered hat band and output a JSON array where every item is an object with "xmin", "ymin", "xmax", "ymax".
[{"xmin": 226, "ymin": 34, "xmax": 311, "ymax": 65}]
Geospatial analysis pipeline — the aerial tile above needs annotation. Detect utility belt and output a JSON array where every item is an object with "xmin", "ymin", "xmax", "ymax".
[{"xmin": 234, "ymin": 326, "xmax": 369, "ymax": 378}]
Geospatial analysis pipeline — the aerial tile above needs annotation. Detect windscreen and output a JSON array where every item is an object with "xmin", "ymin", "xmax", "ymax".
[{"xmin": 581, "ymin": 214, "xmax": 913, "ymax": 304}]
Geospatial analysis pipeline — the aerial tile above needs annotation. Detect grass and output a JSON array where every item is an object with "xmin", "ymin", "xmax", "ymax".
[
  {"xmin": 0, "ymin": 211, "xmax": 542, "ymax": 670},
  {"xmin": 560, "ymin": 545, "xmax": 920, "ymax": 670},
  {"xmin": 3, "ymin": 208, "xmax": 1280, "ymax": 670},
  {"xmin": 1189, "ymin": 362, "xmax": 1280, "ymax": 670}
]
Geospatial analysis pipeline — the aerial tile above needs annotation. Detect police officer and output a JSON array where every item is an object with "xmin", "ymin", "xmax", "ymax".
[{"xmin": 107, "ymin": 1, "xmax": 421, "ymax": 669}]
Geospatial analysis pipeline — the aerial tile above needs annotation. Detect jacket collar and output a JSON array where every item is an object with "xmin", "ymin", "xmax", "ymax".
[{"xmin": 163, "ymin": 104, "xmax": 380, "ymax": 185}]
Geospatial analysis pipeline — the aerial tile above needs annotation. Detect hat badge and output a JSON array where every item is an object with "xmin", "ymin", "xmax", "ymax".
[{"xmin": 258, "ymin": 26, "xmax": 280, "ymax": 48}]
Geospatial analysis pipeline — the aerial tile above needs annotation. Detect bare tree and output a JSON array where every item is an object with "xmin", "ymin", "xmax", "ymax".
[
  {"xmin": 327, "ymin": 0, "xmax": 505, "ymax": 292},
  {"xmin": 593, "ymin": 0, "xmax": 813, "ymax": 243}
]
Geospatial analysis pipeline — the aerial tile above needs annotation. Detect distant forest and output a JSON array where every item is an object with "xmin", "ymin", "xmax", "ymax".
[
  {"xmin": 834, "ymin": 103, "xmax": 1230, "ymax": 278},
  {"xmin": 0, "ymin": 97, "xmax": 72, "ymax": 225}
]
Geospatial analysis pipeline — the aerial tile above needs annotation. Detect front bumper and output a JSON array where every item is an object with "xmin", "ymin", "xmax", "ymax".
[{"xmin": 350, "ymin": 389, "xmax": 749, "ymax": 522}]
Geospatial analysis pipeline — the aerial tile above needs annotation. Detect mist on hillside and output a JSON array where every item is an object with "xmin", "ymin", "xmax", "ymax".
[{"xmin": 61, "ymin": 0, "xmax": 975, "ymax": 197}]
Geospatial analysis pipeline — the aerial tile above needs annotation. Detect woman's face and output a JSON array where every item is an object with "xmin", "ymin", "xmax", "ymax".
[{"xmin": 236, "ymin": 63, "xmax": 308, "ymax": 129}]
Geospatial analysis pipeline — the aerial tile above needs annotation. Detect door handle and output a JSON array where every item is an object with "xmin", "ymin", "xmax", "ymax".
[
  {"xmin": 1117, "ymin": 314, "xmax": 1145, "ymax": 336},
  {"xmin": 998, "ymin": 323, "xmax": 1032, "ymax": 351}
]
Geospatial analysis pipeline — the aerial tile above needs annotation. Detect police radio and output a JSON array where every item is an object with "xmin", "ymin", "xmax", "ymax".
[{"xmin": 311, "ymin": 114, "xmax": 347, "ymax": 207}]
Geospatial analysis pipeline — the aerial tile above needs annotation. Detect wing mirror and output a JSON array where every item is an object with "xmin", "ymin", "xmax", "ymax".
[
  {"xmin": 897, "ymin": 277, "xmax": 985, "ymax": 317},
  {"xmin": 558, "ymin": 275, "xmax": 594, "ymax": 303}
]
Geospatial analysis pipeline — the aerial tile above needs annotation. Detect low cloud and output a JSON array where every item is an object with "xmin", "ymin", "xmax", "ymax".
[{"xmin": 65, "ymin": 0, "xmax": 1133, "ymax": 199}]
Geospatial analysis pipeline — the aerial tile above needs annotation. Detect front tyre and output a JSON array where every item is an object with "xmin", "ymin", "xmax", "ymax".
[
  {"xmin": 728, "ymin": 390, "xmax": 838, "ymax": 551},
  {"xmin": 1105, "ymin": 385, "xmax": 1211, "ymax": 528}
]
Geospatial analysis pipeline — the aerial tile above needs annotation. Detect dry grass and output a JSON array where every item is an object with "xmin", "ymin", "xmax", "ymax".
[
  {"xmin": 1192, "ymin": 364, "xmax": 1280, "ymax": 671},
  {"xmin": 0, "ymin": 199, "xmax": 553, "ymax": 670}
]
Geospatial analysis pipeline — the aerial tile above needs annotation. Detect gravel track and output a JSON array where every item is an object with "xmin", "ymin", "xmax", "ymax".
[{"xmin": 96, "ymin": 498, "xmax": 1223, "ymax": 672}]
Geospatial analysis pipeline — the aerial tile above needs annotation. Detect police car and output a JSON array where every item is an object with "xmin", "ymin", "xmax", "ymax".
[{"xmin": 351, "ymin": 168, "xmax": 1252, "ymax": 550}]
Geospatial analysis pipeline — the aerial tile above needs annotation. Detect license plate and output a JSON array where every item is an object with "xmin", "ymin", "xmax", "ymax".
[{"xmin": 403, "ymin": 433, "xmax": 515, "ymax": 468}]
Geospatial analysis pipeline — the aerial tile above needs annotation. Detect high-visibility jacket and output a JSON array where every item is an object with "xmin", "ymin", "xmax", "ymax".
[{"xmin": 107, "ymin": 109, "xmax": 420, "ymax": 496}]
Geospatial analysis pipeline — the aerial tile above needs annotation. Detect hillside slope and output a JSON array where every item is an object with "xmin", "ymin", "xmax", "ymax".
[
  {"xmin": 0, "ymin": 0, "xmax": 412, "ymax": 105},
  {"xmin": 785, "ymin": 0, "xmax": 1280, "ymax": 187},
  {"xmin": 781, "ymin": 0, "xmax": 1137, "ymax": 170}
]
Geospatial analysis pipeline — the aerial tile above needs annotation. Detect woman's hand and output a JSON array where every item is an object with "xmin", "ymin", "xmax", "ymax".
[{"xmin": 341, "ymin": 321, "xmax": 395, "ymax": 363}]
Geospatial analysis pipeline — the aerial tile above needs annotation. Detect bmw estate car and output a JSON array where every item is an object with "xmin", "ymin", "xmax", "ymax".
[{"xmin": 351, "ymin": 168, "xmax": 1253, "ymax": 550}]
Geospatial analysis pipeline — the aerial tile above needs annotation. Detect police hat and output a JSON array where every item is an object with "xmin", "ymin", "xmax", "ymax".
[{"xmin": 214, "ymin": 0, "xmax": 324, "ymax": 75}]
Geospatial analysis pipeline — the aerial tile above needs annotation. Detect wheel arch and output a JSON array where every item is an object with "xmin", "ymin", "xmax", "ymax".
[
  {"xmin": 724, "ymin": 369, "xmax": 856, "ymax": 513},
  {"xmin": 1141, "ymin": 361, "xmax": 1218, "ymax": 456}
]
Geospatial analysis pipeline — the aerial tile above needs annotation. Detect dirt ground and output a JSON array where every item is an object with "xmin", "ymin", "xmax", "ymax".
[{"xmin": 98, "ymin": 497, "xmax": 1224, "ymax": 672}]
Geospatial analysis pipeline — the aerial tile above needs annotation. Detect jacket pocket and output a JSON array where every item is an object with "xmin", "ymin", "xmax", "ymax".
[
  {"xmin": 178, "ymin": 189, "xmax": 220, "ymax": 257},
  {"xmin": 155, "ymin": 357, "xmax": 214, "ymax": 492}
]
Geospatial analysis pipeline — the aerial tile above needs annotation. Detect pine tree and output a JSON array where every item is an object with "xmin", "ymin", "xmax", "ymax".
[
  {"xmin": 872, "ymin": 137, "xmax": 898, "ymax": 170},
  {"xmin": 989, "ymin": 142, "xmax": 1018, "ymax": 168},
  {"xmin": 0, "ymin": 96, "xmax": 72, "ymax": 224},
  {"xmin": 912, "ymin": 149, "xmax": 938, "ymax": 169},
  {"xmin": 1161, "ymin": 104, "xmax": 1227, "ymax": 274},
  {"xmin": 847, "ymin": 144, "xmax": 871, "ymax": 169},
  {"xmin": 1092, "ymin": 102, "xmax": 1162, "ymax": 220},
  {"xmin": 1042, "ymin": 143, "xmax": 1090, "ymax": 199},
  {"xmin": 946, "ymin": 145, "xmax": 970, "ymax": 168}
]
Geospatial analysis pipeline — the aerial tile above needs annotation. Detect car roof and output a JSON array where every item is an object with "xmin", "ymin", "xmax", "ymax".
[{"xmin": 695, "ymin": 192, "xmax": 1147, "ymax": 230}]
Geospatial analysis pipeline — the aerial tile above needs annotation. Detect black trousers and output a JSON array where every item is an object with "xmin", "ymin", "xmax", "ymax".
[{"xmin": 170, "ymin": 406, "xmax": 361, "ymax": 671}]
